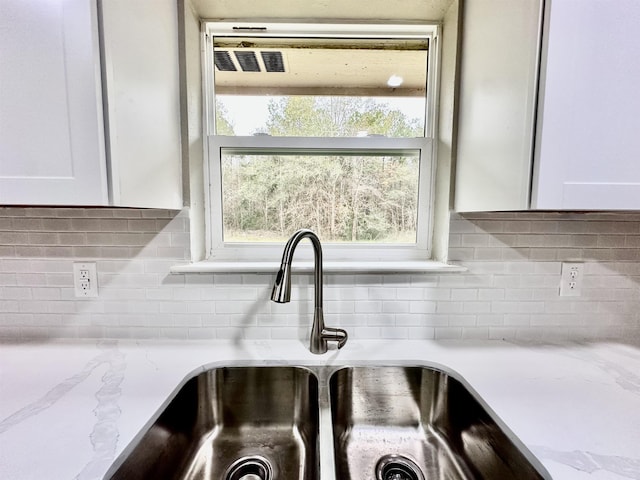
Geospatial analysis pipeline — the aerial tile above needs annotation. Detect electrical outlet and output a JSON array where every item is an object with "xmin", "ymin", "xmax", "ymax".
[
  {"xmin": 73, "ymin": 262, "xmax": 98, "ymax": 298},
  {"xmin": 559, "ymin": 262, "xmax": 583, "ymax": 297}
]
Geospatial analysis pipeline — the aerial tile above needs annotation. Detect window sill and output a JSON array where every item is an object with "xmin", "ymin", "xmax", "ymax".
[{"xmin": 169, "ymin": 260, "xmax": 466, "ymax": 274}]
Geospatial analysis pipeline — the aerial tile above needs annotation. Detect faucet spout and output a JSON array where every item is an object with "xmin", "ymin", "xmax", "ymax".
[{"xmin": 271, "ymin": 229, "xmax": 348, "ymax": 354}]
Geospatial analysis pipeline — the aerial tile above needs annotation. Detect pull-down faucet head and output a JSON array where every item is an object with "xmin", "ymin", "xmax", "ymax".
[{"xmin": 271, "ymin": 263, "xmax": 293, "ymax": 303}]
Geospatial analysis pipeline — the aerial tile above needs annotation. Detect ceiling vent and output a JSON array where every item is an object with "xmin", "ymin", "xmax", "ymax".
[
  {"xmin": 214, "ymin": 51, "xmax": 236, "ymax": 71},
  {"xmin": 260, "ymin": 51, "xmax": 285, "ymax": 72},
  {"xmin": 234, "ymin": 51, "xmax": 261, "ymax": 72},
  {"xmin": 214, "ymin": 49, "xmax": 286, "ymax": 73}
]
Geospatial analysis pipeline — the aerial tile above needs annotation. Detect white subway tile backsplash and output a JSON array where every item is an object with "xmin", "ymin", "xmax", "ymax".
[
  {"xmin": 448, "ymin": 315, "xmax": 477, "ymax": 327},
  {"xmin": 409, "ymin": 275, "xmax": 439, "ymax": 287},
  {"xmin": 381, "ymin": 301, "xmax": 409, "ymax": 314},
  {"xmin": 3, "ymin": 287, "xmax": 32, "ymax": 299},
  {"xmin": 409, "ymin": 301, "xmax": 437, "ymax": 314},
  {"xmin": 505, "ymin": 263, "xmax": 537, "ymax": 274},
  {"xmin": 450, "ymin": 288, "xmax": 478, "ymax": 301},
  {"xmin": 368, "ymin": 287, "xmax": 397, "ymax": 300},
  {"xmin": 478, "ymin": 289, "xmax": 504, "ymax": 301},
  {"xmin": 0, "ymin": 208, "xmax": 639, "ymax": 340},
  {"xmin": 353, "ymin": 326, "xmax": 382, "ymax": 338},
  {"xmin": 366, "ymin": 314, "xmax": 396, "ymax": 327},
  {"xmin": 502, "ymin": 221, "xmax": 532, "ymax": 233},
  {"xmin": 501, "ymin": 314, "xmax": 528, "ymax": 326},
  {"xmin": 0, "ymin": 301, "xmax": 19, "ymax": 312},
  {"xmin": 462, "ymin": 301, "xmax": 490, "ymax": 313},
  {"xmin": 184, "ymin": 326, "xmax": 213, "ymax": 339},
  {"xmin": 504, "ymin": 289, "xmax": 534, "ymax": 301},
  {"xmin": 462, "ymin": 275, "xmax": 494, "ymax": 288},
  {"xmin": 436, "ymin": 302, "xmax": 464, "ymax": 314},
  {"xmin": 161, "ymin": 327, "xmax": 189, "ymax": 340},
  {"xmin": 486, "ymin": 234, "xmax": 517, "ymax": 247},
  {"xmin": 201, "ymin": 314, "xmax": 229, "ymax": 326},
  {"xmin": 473, "ymin": 247, "xmax": 503, "ymax": 261},
  {"xmin": 324, "ymin": 301, "xmax": 356, "ymax": 314},
  {"xmin": 424, "ymin": 289, "xmax": 451, "ymax": 301},
  {"xmin": 406, "ymin": 326, "xmax": 435, "ymax": 339},
  {"xmin": 354, "ymin": 301, "xmax": 382, "ymax": 314},
  {"xmin": 449, "ymin": 219, "xmax": 477, "ymax": 233},
  {"xmin": 461, "ymin": 234, "xmax": 490, "ymax": 247},
  {"xmin": 379, "ymin": 326, "xmax": 408, "ymax": 339},
  {"xmin": 435, "ymin": 327, "xmax": 463, "ymax": 340}
]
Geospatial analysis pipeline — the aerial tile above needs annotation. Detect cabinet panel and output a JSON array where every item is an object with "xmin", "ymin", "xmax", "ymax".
[
  {"xmin": 0, "ymin": 0, "xmax": 108, "ymax": 205},
  {"xmin": 532, "ymin": 0, "xmax": 640, "ymax": 210},
  {"xmin": 101, "ymin": 0, "xmax": 183, "ymax": 209},
  {"xmin": 454, "ymin": 0, "xmax": 542, "ymax": 212}
]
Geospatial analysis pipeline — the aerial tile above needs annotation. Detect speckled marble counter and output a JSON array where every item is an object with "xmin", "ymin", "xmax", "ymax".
[{"xmin": 1, "ymin": 339, "xmax": 639, "ymax": 480}]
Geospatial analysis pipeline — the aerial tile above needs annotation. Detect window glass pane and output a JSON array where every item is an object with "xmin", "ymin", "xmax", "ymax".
[
  {"xmin": 216, "ymin": 95, "xmax": 425, "ymax": 137},
  {"xmin": 213, "ymin": 36, "xmax": 428, "ymax": 137},
  {"xmin": 221, "ymin": 150, "xmax": 420, "ymax": 243}
]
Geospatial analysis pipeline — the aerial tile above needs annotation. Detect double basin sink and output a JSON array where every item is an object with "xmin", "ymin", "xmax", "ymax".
[{"xmin": 105, "ymin": 364, "xmax": 550, "ymax": 480}]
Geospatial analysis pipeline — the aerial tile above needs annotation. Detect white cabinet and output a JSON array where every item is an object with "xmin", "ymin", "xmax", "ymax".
[
  {"xmin": 455, "ymin": 0, "xmax": 640, "ymax": 212},
  {"xmin": 0, "ymin": 0, "xmax": 109, "ymax": 205},
  {"xmin": 101, "ymin": 0, "xmax": 183, "ymax": 209},
  {"xmin": 0, "ymin": 0, "xmax": 183, "ymax": 208},
  {"xmin": 454, "ymin": 0, "xmax": 543, "ymax": 212},
  {"xmin": 531, "ymin": 0, "xmax": 640, "ymax": 210}
]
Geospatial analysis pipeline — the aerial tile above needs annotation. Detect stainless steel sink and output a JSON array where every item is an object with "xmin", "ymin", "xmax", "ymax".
[
  {"xmin": 330, "ymin": 366, "xmax": 546, "ymax": 480},
  {"xmin": 105, "ymin": 366, "xmax": 319, "ymax": 480},
  {"xmin": 105, "ymin": 363, "xmax": 550, "ymax": 480}
]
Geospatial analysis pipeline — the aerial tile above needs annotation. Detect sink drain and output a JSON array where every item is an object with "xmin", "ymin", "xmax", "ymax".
[
  {"xmin": 225, "ymin": 456, "xmax": 273, "ymax": 480},
  {"xmin": 376, "ymin": 455, "xmax": 425, "ymax": 480}
]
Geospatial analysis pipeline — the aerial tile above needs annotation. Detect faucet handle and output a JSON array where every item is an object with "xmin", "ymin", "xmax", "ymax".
[{"xmin": 322, "ymin": 327, "xmax": 348, "ymax": 349}]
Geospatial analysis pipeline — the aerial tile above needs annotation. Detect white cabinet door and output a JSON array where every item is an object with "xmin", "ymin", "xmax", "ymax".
[
  {"xmin": 454, "ymin": 0, "xmax": 543, "ymax": 212},
  {"xmin": 0, "ymin": 0, "xmax": 108, "ymax": 205},
  {"xmin": 532, "ymin": 0, "xmax": 640, "ymax": 210},
  {"xmin": 101, "ymin": 0, "xmax": 183, "ymax": 209}
]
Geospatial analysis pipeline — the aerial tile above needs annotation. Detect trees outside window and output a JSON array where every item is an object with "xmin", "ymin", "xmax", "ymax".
[{"xmin": 220, "ymin": 96, "xmax": 421, "ymax": 243}]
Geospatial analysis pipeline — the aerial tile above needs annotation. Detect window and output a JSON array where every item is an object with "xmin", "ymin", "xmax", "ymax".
[{"xmin": 203, "ymin": 22, "xmax": 439, "ymax": 264}]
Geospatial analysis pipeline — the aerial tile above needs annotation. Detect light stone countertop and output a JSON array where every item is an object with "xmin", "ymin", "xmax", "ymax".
[{"xmin": 1, "ymin": 339, "xmax": 640, "ymax": 480}]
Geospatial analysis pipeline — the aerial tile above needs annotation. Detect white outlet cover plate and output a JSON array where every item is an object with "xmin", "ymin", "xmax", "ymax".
[
  {"xmin": 559, "ymin": 262, "xmax": 583, "ymax": 297},
  {"xmin": 73, "ymin": 262, "xmax": 98, "ymax": 298}
]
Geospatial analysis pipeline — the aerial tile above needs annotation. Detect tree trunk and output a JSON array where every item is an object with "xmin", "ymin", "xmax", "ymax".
[
  {"xmin": 279, "ymin": 198, "xmax": 285, "ymax": 235},
  {"xmin": 330, "ymin": 181, "xmax": 337, "ymax": 240},
  {"xmin": 351, "ymin": 185, "xmax": 360, "ymax": 241}
]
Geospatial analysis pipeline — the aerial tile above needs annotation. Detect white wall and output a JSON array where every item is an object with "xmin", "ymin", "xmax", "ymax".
[{"xmin": 0, "ymin": 206, "xmax": 639, "ymax": 341}]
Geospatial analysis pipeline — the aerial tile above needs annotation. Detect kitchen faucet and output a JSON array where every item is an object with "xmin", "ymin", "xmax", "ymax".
[{"xmin": 271, "ymin": 229, "xmax": 348, "ymax": 354}]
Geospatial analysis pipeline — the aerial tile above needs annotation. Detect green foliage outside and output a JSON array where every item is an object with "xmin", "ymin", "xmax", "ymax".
[
  {"xmin": 215, "ymin": 101, "xmax": 235, "ymax": 135},
  {"xmin": 220, "ymin": 96, "xmax": 422, "ymax": 243}
]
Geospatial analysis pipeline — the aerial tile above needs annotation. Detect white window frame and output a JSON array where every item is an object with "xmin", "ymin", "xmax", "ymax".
[{"xmin": 202, "ymin": 21, "xmax": 441, "ymax": 265}]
